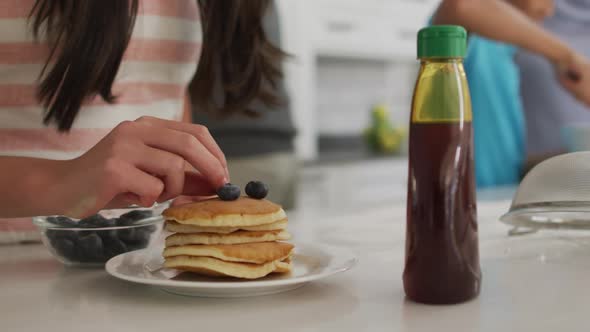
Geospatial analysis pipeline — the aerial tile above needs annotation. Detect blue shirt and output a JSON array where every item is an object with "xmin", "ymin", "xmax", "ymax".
[{"xmin": 464, "ymin": 35, "xmax": 525, "ymax": 187}]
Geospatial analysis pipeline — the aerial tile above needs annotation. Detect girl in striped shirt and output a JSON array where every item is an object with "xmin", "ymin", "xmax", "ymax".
[{"xmin": 0, "ymin": 0, "xmax": 284, "ymax": 221}]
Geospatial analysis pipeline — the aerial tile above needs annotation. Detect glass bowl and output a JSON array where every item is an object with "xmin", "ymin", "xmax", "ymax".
[
  {"xmin": 500, "ymin": 152, "xmax": 590, "ymax": 233},
  {"xmin": 33, "ymin": 204, "xmax": 168, "ymax": 267}
]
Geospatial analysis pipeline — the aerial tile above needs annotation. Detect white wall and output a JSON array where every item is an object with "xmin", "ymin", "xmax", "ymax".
[{"xmin": 316, "ymin": 58, "xmax": 418, "ymax": 136}]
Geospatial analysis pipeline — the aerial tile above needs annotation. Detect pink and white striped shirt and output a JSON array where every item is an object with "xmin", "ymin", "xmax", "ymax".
[
  {"xmin": 0, "ymin": 0, "xmax": 201, "ymax": 160},
  {"xmin": 0, "ymin": 0, "xmax": 202, "ymax": 241}
]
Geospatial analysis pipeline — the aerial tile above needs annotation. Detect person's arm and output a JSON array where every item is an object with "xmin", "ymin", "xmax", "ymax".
[
  {"xmin": 433, "ymin": 0, "xmax": 573, "ymax": 66},
  {"xmin": 434, "ymin": 0, "xmax": 590, "ymax": 106},
  {"xmin": 0, "ymin": 117, "xmax": 229, "ymax": 219},
  {"xmin": 558, "ymin": 53, "xmax": 590, "ymax": 107},
  {"xmin": 0, "ymin": 157, "xmax": 66, "ymax": 218}
]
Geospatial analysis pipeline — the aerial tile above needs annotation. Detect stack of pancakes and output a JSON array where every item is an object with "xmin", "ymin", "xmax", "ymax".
[{"xmin": 162, "ymin": 197, "xmax": 294, "ymax": 279}]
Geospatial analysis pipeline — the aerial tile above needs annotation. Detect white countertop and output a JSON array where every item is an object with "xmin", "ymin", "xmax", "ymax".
[{"xmin": 3, "ymin": 198, "xmax": 590, "ymax": 332}]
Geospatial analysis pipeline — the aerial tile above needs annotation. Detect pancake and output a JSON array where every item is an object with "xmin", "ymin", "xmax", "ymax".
[
  {"xmin": 165, "ymin": 218, "xmax": 288, "ymax": 234},
  {"xmin": 164, "ymin": 256, "xmax": 292, "ymax": 279},
  {"xmin": 163, "ymin": 197, "xmax": 286, "ymax": 227},
  {"xmin": 274, "ymin": 257, "xmax": 292, "ymax": 273},
  {"xmin": 165, "ymin": 230, "xmax": 291, "ymax": 246},
  {"xmin": 163, "ymin": 242, "xmax": 294, "ymax": 264}
]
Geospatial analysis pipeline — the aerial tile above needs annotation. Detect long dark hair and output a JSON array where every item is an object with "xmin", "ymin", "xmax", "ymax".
[
  {"xmin": 30, "ymin": 0, "xmax": 284, "ymax": 131},
  {"xmin": 191, "ymin": 0, "xmax": 286, "ymax": 118}
]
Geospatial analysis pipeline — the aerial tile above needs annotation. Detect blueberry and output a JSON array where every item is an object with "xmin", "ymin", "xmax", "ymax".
[
  {"xmin": 103, "ymin": 218, "xmax": 117, "ymax": 228},
  {"xmin": 102, "ymin": 237, "xmax": 128, "ymax": 258},
  {"xmin": 46, "ymin": 216, "xmax": 77, "ymax": 228},
  {"xmin": 117, "ymin": 228, "xmax": 137, "ymax": 243},
  {"xmin": 91, "ymin": 220, "xmax": 117, "ymax": 243},
  {"xmin": 217, "ymin": 183, "xmax": 241, "ymax": 201},
  {"xmin": 45, "ymin": 229, "xmax": 58, "ymax": 240},
  {"xmin": 53, "ymin": 238, "xmax": 76, "ymax": 259},
  {"xmin": 97, "ymin": 228, "xmax": 118, "ymax": 242},
  {"xmin": 118, "ymin": 219, "xmax": 156, "ymax": 247},
  {"xmin": 47, "ymin": 229, "xmax": 78, "ymax": 243},
  {"xmin": 117, "ymin": 210, "xmax": 153, "ymax": 226},
  {"xmin": 77, "ymin": 233, "xmax": 103, "ymax": 261},
  {"xmin": 118, "ymin": 227, "xmax": 151, "ymax": 247},
  {"xmin": 245, "ymin": 181, "xmax": 269, "ymax": 199},
  {"xmin": 46, "ymin": 229, "xmax": 59, "ymax": 242},
  {"xmin": 133, "ymin": 228, "xmax": 152, "ymax": 247},
  {"xmin": 78, "ymin": 214, "xmax": 109, "ymax": 228}
]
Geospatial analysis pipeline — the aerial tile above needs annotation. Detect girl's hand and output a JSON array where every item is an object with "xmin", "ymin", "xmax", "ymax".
[
  {"xmin": 557, "ymin": 53, "xmax": 590, "ymax": 107},
  {"xmin": 56, "ymin": 116, "xmax": 229, "ymax": 218}
]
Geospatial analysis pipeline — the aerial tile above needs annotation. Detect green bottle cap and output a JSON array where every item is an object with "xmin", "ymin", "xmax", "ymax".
[{"xmin": 417, "ymin": 25, "xmax": 467, "ymax": 59}]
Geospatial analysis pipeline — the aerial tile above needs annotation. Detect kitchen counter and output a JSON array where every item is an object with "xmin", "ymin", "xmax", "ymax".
[{"xmin": 3, "ymin": 197, "xmax": 590, "ymax": 332}]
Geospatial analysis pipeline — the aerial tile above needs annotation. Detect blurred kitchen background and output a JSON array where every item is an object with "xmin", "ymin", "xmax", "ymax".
[
  {"xmin": 5, "ymin": 0, "xmax": 589, "ymax": 244},
  {"xmin": 1, "ymin": 0, "xmax": 434, "ymax": 244},
  {"xmin": 276, "ymin": 0, "xmax": 438, "ymax": 210}
]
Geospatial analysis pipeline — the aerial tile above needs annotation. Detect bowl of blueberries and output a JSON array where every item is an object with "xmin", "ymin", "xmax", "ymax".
[{"xmin": 33, "ymin": 204, "xmax": 167, "ymax": 267}]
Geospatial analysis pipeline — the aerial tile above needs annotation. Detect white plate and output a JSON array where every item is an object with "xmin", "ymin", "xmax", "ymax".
[{"xmin": 105, "ymin": 244, "xmax": 357, "ymax": 298}]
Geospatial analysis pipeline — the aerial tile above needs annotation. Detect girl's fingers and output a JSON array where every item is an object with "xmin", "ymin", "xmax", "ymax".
[
  {"xmin": 170, "ymin": 171, "xmax": 219, "ymax": 207},
  {"xmin": 130, "ymin": 145, "xmax": 186, "ymax": 203},
  {"xmin": 560, "ymin": 76, "xmax": 582, "ymax": 101},
  {"xmin": 171, "ymin": 196, "xmax": 193, "ymax": 207},
  {"xmin": 182, "ymin": 171, "xmax": 217, "ymax": 196},
  {"xmin": 171, "ymin": 195, "xmax": 211, "ymax": 207},
  {"xmin": 137, "ymin": 125, "xmax": 227, "ymax": 189},
  {"xmin": 566, "ymin": 69, "xmax": 582, "ymax": 83},
  {"xmin": 104, "ymin": 193, "xmax": 142, "ymax": 210},
  {"xmin": 136, "ymin": 116, "xmax": 229, "ymax": 180},
  {"xmin": 107, "ymin": 162, "xmax": 165, "ymax": 208}
]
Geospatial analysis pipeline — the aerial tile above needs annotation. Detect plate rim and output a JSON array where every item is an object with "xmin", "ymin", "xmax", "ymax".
[{"xmin": 105, "ymin": 243, "xmax": 358, "ymax": 289}]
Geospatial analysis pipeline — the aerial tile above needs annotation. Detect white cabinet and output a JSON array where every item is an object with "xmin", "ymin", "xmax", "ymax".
[
  {"xmin": 311, "ymin": 0, "xmax": 437, "ymax": 59},
  {"xmin": 277, "ymin": 0, "xmax": 438, "ymax": 160}
]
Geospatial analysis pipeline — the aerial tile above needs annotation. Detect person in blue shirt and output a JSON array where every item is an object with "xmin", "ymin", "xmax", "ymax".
[
  {"xmin": 516, "ymin": 0, "xmax": 590, "ymax": 171},
  {"xmin": 432, "ymin": 0, "xmax": 590, "ymax": 188}
]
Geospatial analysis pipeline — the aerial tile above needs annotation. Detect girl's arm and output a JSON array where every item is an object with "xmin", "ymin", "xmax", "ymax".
[
  {"xmin": 433, "ymin": 0, "xmax": 573, "ymax": 66},
  {"xmin": 0, "ymin": 117, "xmax": 229, "ymax": 219},
  {"xmin": 0, "ymin": 157, "xmax": 66, "ymax": 218}
]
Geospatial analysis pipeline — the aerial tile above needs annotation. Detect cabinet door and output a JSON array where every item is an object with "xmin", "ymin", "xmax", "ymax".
[
  {"xmin": 312, "ymin": 7, "xmax": 397, "ymax": 58},
  {"xmin": 311, "ymin": 0, "xmax": 439, "ymax": 59}
]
